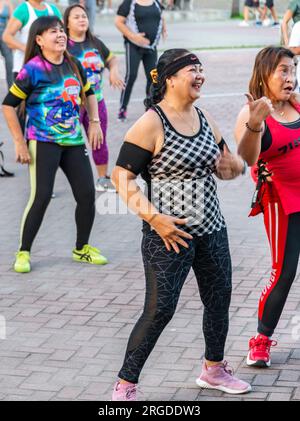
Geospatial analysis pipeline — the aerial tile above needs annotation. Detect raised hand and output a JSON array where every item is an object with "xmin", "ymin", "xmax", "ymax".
[
  {"xmin": 216, "ymin": 144, "xmax": 244, "ymax": 180},
  {"xmin": 245, "ymin": 93, "xmax": 274, "ymax": 128}
]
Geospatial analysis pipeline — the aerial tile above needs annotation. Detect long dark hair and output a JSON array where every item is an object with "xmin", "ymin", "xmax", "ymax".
[
  {"xmin": 24, "ymin": 16, "xmax": 86, "ymax": 104},
  {"xmin": 144, "ymin": 48, "xmax": 190, "ymax": 110},
  {"xmin": 249, "ymin": 46, "xmax": 295, "ymax": 100},
  {"xmin": 63, "ymin": 4, "xmax": 96, "ymax": 46}
]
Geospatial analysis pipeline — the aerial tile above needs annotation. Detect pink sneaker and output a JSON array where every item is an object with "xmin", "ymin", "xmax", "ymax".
[
  {"xmin": 196, "ymin": 361, "xmax": 251, "ymax": 394},
  {"xmin": 112, "ymin": 380, "xmax": 137, "ymax": 401}
]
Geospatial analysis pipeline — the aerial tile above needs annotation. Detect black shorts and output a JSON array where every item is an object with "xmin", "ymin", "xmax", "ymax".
[
  {"xmin": 245, "ymin": 0, "xmax": 259, "ymax": 7},
  {"xmin": 264, "ymin": 0, "xmax": 274, "ymax": 8}
]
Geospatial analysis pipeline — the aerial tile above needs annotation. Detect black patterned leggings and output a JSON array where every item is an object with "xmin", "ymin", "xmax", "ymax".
[{"xmin": 118, "ymin": 227, "xmax": 232, "ymax": 383}]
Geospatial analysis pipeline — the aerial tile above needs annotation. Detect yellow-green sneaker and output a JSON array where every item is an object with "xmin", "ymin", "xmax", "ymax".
[
  {"xmin": 72, "ymin": 244, "xmax": 108, "ymax": 265},
  {"xmin": 14, "ymin": 251, "xmax": 31, "ymax": 273}
]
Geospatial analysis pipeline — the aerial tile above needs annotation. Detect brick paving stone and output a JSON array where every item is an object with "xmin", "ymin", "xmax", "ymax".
[
  {"xmin": 252, "ymin": 374, "xmax": 279, "ymax": 386},
  {"xmin": 48, "ymin": 350, "xmax": 76, "ymax": 362},
  {"xmin": 29, "ymin": 391, "xmax": 58, "ymax": 401},
  {"xmin": 56, "ymin": 387, "xmax": 83, "ymax": 400},
  {"xmin": 268, "ymin": 393, "xmax": 293, "ymax": 401},
  {"xmin": 293, "ymin": 388, "xmax": 300, "ymax": 400}
]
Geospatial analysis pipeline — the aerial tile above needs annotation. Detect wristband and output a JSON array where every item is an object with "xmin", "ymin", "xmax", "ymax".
[
  {"xmin": 246, "ymin": 122, "xmax": 263, "ymax": 133},
  {"xmin": 147, "ymin": 214, "xmax": 159, "ymax": 224},
  {"xmin": 89, "ymin": 118, "xmax": 100, "ymax": 123}
]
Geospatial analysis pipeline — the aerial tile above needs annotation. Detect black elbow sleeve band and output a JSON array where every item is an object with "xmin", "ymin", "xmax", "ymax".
[
  {"xmin": 218, "ymin": 138, "xmax": 228, "ymax": 151},
  {"xmin": 2, "ymin": 92, "xmax": 23, "ymax": 107},
  {"xmin": 85, "ymin": 87, "xmax": 94, "ymax": 97},
  {"xmin": 115, "ymin": 141, "xmax": 153, "ymax": 175}
]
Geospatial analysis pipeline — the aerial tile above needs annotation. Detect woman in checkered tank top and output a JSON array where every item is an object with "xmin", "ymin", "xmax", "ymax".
[{"xmin": 111, "ymin": 49, "xmax": 251, "ymax": 400}]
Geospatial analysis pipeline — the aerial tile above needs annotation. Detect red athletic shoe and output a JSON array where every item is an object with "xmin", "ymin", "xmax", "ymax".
[{"xmin": 247, "ymin": 334, "xmax": 277, "ymax": 367}]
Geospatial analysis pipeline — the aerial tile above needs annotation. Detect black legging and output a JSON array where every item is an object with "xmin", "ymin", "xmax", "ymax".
[
  {"xmin": 118, "ymin": 227, "xmax": 232, "ymax": 384},
  {"xmin": 120, "ymin": 42, "xmax": 157, "ymax": 111},
  {"xmin": 19, "ymin": 141, "xmax": 95, "ymax": 252},
  {"xmin": 259, "ymin": 209, "xmax": 300, "ymax": 337}
]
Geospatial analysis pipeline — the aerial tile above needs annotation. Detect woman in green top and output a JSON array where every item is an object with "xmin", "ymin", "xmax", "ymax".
[
  {"xmin": 281, "ymin": 0, "xmax": 300, "ymax": 45},
  {"xmin": 3, "ymin": 0, "xmax": 62, "ymax": 77}
]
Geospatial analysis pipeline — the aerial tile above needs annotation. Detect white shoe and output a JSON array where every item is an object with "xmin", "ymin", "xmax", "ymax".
[
  {"xmin": 263, "ymin": 18, "xmax": 271, "ymax": 27},
  {"xmin": 108, "ymin": 8, "xmax": 114, "ymax": 14},
  {"xmin": 239, "ymin": 20, "xmax": 250, "ymax": 27},
  {"xmin": 95, "ymin": 176, "xmax": 116, "ymax": 193}
]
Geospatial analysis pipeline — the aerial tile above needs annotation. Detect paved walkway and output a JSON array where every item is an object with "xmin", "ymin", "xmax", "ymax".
[{"xmin": 0, "ymin": 21, "xmax": 299, "ymax": 401}]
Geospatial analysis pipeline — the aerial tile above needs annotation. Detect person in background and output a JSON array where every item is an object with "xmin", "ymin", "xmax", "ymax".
[
  {"xmin": 0, "ymin": 0, "xmax": 13, "ymax": 88},
  {"xmin": 115, "ymin": 0, "xmax": 167, "ymax": 122},
  {"xmin": 3, "ymin": 0, "xmax": 62, "ymax": 79},
  {"xmin": 281, "ymin": 0, "xmax": 300, "ymax": 46},
  {"xmin": 239, "ymin": 0, "xmax": 262, "ymax": 27},
  {"xmin": 287, "ymin": 19, "xmax": 300, "ymax": 90},
  {"xmin": 65, "ymin": 4, "xmax": 124, "ymax": 192},
  {"xmin": 68, "ymin": 0, "xmax": 96, "ymax": 31},
  {"xmin": 260, "ymin": 0, "xmax": 280, "ymax": 27},
  {"xmin": 101, "ymin": 0, "xmax": 114, "ymax": 14}
]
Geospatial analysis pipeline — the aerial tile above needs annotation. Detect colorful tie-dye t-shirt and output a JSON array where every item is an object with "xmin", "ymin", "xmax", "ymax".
[
  {"xmin": 10, "ymin": 55, "xmax": 91, "ymax": 145},
  {"xmin": 68, "ymin": 37, "xmax": 112, "ymax": 102}
]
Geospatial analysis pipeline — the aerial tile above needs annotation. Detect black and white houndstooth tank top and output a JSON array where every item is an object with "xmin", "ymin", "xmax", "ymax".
[{"xmin": 142, "ymin": 105, "xmax": 226, "ymax": 236}]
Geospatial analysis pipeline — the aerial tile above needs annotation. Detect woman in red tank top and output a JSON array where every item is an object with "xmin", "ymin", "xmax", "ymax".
[{"xmin": 235, "ymin": 46, "xmax": 300, "ymax": 368}]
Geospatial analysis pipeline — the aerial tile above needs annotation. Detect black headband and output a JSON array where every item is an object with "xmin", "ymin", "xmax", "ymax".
[
  {"xmin": 161, "ymin": 53, "xmax": 201, "ymax": 79},
  {"xmin": 150, "ymin": 54, "xmax": 202, "ymax": 85}
]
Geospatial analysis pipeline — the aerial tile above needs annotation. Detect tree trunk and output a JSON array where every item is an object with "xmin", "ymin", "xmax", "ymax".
[{"xmin": 231, "ymin": 0, "xmax": 240, "ymax": 17}]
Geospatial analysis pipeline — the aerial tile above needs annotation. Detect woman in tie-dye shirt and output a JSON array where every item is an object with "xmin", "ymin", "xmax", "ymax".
[
  {"xmin": 65, "ymin": 4, "xmax": 124, "ymax": 192},
  {"xmin": 2, "ymin": 16, "xmax": 108, "ymax": 273}
]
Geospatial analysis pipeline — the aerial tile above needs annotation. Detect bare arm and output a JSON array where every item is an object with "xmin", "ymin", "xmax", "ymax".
[
  {"xmin": 112, "ymin": 111, "xmax": 161, "ymax": 223},
  {"xmin": 282, "ymin": 9, "xmax": 294, "ymax": 46},
  {"xmin": 114, "ymin": 15, "xmax": 134, "ymax": 39},
  {"xmin": 106, "ymin": 55, "xmax": 125, "ymax": 89},
  {"xmin": 235, "ymin": 95, "xmax": 273, "ymax": 166},
  {"xmin": 2, "ymin": 17, "xmax": 25, "ymax": 51},
  {"xmin": 111, "ymin": 111, "xmax": 193, "ymax": 253},
  {"xmin": 2, "ymin": 105, "xmax": 30, "ymax": 164},
  {"xmin": 114, "ymin": 15, "xmax": 150, "ymax": 46},
  {"xmin": 162, "ymin": 16, "xmax": 167, "ymax": 40},
  {"xmin": 84, "ymin": 94, "xmax": 103, "ymax": 150},
  {"xmin": 234, "ymin": 105, "xmax": 262, "ymax": 166},
  {"xmin": 7, "ymin": 0, "xmax": 14, "ymax": 16},
  {"xmin": 289, "ymin": 46, "xmax": 300, "ymax": 54}
]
